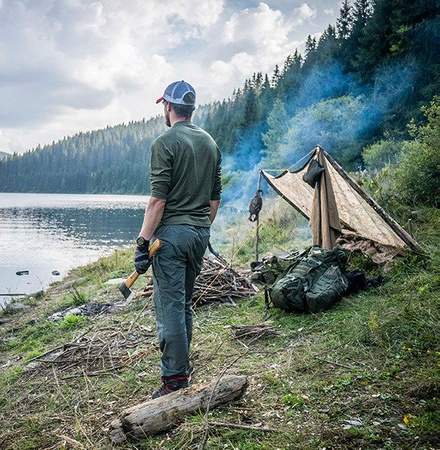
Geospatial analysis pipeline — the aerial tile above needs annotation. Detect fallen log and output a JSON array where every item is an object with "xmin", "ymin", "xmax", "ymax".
[{"xmin": 109, "ymin": 375, "xmax": 248, "ymax": 444}]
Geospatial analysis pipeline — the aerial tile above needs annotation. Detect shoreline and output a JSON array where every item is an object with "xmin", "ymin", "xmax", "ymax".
[
  {"xmin": 0, "ymin": 244, "xmax": 134, "ymax": 310},
  {"xmin": 0, "ymin": 192, "xmax": 148, "ymax": 306}
]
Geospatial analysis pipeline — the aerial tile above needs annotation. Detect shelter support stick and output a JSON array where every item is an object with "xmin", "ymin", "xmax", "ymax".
[
  {"xmin": 255, "ymin": 170, "xmax": 262, "ymax": 262},
  {"xmin": 317, "ymin": 177, "xmax": 322, "ymax": 247},
  {"xmin": 256, "ymin": 217, "xmax": 260, "ymax": 262}
]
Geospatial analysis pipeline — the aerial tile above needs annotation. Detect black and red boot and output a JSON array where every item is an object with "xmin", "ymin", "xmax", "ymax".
[{"xmin": 151, "ymin": 375, "xmax": 189, "ymax": 399}]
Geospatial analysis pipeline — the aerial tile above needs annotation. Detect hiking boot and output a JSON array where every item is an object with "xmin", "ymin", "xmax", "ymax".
[{"xmin": 151, "ymin": 375, "xmax": 189, "ymax": 399}]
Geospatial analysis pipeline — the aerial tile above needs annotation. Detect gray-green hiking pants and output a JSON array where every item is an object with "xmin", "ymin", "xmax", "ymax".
[{"xmin": 152, "ymin": 224, "xmax": 210, "ymax": 377}]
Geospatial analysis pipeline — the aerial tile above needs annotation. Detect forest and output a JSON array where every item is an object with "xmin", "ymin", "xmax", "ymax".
[{"xmin": 0, "ymin": 0, "xmax": 438, "ymax": 208}]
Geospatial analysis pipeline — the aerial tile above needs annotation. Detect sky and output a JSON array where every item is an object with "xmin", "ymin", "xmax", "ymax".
[{"xmin": 0, "ymin": 0, "xmax": 343, "ymax": 154}]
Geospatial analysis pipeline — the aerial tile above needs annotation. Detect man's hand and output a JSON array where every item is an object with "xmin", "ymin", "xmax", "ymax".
[{"xmin": 134, "ymin": 241, "xmax": 150, "ymax": 274}]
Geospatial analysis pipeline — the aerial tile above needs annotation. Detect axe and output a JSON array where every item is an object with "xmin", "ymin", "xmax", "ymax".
[{"xmin": 119, "ymin": 239, "xmax": 162, "ymax": 301}]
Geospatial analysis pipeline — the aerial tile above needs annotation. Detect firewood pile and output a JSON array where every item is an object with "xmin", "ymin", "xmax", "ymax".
[
  {"xmin": 135, "ymin": 257, "xmax": 258, "ymax": 306},
  {"xmin": 23, "ymin": 328, "xmax": 155, "ymax": 379},
  {"xmin": 192, "ymin": 258, "xmax": 258, "ymax": 306}
]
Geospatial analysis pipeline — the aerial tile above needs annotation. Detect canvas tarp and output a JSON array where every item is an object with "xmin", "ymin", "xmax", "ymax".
[
  {"xmin": 262, "ymin": 146, "xmax": 420, "ymax": 252},
  {"xmin": 309, "ymin": 149, "xmax": 341, "ymax": 248}
]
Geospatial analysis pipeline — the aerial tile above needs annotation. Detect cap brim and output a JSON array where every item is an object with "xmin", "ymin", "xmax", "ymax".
[{"xmin": 156, "ymin": 96, "xmax": 164, "ymax": 104}]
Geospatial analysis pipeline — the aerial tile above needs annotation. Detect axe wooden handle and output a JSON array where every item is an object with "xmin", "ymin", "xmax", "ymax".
[
  {"xmin": 126, "ymin": 239, "xmax": 163, "ymax": 289},
  {"xmin": 125, "ymin": 270, "xmax": 140, "ymax": 289},
  {"xmin": 148, "ymin": 238, "xmax": 163, "ymax": 258}
]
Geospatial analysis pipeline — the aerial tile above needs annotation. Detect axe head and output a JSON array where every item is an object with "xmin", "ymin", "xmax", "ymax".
[
  {"xmin": 119, "ymin": 269, "xmax": 139, "ymax": 301},
  {"xmin": 119, "ymin": 281, "xmax": 135, "ymax": 302}
]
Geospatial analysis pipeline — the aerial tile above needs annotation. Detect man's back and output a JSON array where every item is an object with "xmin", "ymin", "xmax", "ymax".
[{"xmin": 150, "ymin": 121, "xmax": 221, "ymax": 227}]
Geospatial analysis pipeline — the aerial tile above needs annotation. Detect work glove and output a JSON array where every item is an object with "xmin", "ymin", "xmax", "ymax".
[{"xmin": 134, "ymin": 240, "xmax": 150, "ymax": 274}]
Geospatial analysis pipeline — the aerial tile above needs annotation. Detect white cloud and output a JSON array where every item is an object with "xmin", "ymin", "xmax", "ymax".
[
  {"xmin": 0, "ymin": 0, "xmax": 341, "ymax": 153},
  {"xmin": 0, "ymin": 0, "xmax": 225, "ymax": 129},
  {"xmin": 210, "ymin": 60, "xmax": 235, "ymax": 86},
  {"xmin": 223, "ymin": 3, "xmax": 288, "ymax": 45},
  {"xmin": 0, "ymin": 129, "xmax": 11, "ymax": 153},
  {"xmin": 290, "ymin": 3, "xmax": 317, "ymax": 26},
  {"xmin": 211, "ymin": 52, "xmax": 256, "ymax": 84},
  {"xmin": 219, "ymin": 2, "xmax": 315, "ymax": 64},
  {"xmin": 324, "ymin": 8, "xmax": 335, "ymax": 16},
  {"xmin": 207, "ymin": 2, "xmax": 309, "ymax": 97},
  {"xmin": 169, "ymin": 0, "xmax": 224, "ymax": 27}
]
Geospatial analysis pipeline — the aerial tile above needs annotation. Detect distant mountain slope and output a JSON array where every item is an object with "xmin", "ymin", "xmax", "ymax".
[
  {"xmin": 0, "ymin": 117, "xmax": 166, "ymax": 194},
  {"xmin": 0, "ymin": 105, "xmax": 213, "ymax": 194},
  {"xmin": 0, "ymin": 151, "xmax": 11, "ymax": 160}
]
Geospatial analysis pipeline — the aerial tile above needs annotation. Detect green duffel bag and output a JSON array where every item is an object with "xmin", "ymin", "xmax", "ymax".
[
  {"xmin": 267, "ymin": 246, "xmax": 348, "ymax": 312},
  {"xmin": 306, "ymin": 265, "xmax": 349, "ymax": 313},
  {"xmin": 269, "ymin": 249, "xmax": 329, "ymax": 312}
]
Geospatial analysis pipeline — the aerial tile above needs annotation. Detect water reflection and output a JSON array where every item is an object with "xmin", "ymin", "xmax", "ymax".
[
  {"xmin": 0, "ymin": 194, "xmax": 147, "ymax": 305},
  {"xmin": 1, "ymin": 207, "xmax": 145, "ymax": 246}
]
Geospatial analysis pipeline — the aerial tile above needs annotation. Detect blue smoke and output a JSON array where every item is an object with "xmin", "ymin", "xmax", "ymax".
[
  {"xmin": 217, "ymin": 60, "xmax": 418, "ymax": 228},
  {"xmin": 294, "ymin": 63, "xmax": 355, "ymax": 111},
  {"xmin": 264, "ymin": 61, "xmax": 418, "ymax": 170}
]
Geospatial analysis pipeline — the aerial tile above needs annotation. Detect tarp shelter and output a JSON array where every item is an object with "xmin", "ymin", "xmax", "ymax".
[{"xmin": 262, "ymin": 146, "xmax": 420, "ymax": 254}]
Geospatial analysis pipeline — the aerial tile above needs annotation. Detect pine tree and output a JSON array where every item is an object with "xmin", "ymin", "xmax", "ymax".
[
  {"xmin": 315, "ymin": 25, "xmax": 339, "ymax": 65},
  {"xmin": 340, "ymin": 0, "xmax": 372, "ymax": 72},
  {"xmin": 305, "ymin": 35, "xmax": 317, "ymax": 56},
  {"xmin": 353, "ymin": 0, "xmax": 372, "ymax": 31},
  {"xmin": 337, "ymin": 0, "xmax": 353, "ymax": 39},
  {"xmin": 276, "ymin": 51, "xmax": 302, "ymax": 113},
  {"xmin": 271, "ymin": 64, "xmax": 281, "ymax": 88}
]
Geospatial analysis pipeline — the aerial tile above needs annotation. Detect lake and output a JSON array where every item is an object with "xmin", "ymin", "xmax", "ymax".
[{"xmin": 0, "ymin": 193, "xmax": 148, "ymax": 306}]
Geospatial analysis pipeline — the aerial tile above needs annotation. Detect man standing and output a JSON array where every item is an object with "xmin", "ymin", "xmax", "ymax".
[{"xmin": 134, "ymin": 81, "xmax": 221, "ymax": 398}]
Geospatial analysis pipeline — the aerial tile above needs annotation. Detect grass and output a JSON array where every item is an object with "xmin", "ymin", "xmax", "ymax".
[{"xmin": 0, "ymin": 205, "xmax": 438, "ymax": 449}]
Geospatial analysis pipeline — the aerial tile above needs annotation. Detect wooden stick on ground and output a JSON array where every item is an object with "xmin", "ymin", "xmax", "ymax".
[{"xmin": 208, "ymin": 421, "xmax": 278, "ymax": 433}]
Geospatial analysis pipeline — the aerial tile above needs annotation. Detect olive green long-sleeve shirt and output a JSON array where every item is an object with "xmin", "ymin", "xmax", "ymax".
[{"xmin": 150, "ymin": 121, "xmax": 222, "ymax": 227}]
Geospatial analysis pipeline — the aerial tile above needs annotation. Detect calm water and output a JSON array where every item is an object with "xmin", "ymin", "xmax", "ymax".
[{"xmin": 0, "ymin": 193, "xmax": 148, "ymax": 306}]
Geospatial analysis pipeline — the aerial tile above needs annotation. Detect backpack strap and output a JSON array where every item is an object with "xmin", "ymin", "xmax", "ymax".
[{"xmin": 264, "ymin": 285, "xmax": 272, "ymax": 310}]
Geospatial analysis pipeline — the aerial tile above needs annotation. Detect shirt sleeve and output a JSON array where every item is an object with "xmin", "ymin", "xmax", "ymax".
[
  {"xmin": 210, "ymin": 148, "xmax": 222, "ymax": 201},
  {"xmin": 150, "ymin": 138, "xmax": 173, "ymax": 200}
]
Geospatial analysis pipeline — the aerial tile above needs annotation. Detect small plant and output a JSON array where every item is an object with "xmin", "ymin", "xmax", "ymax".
[
  {"xmin": 59, "ymin": 314, "xmax": 86, "ymax": 329},
  {"xmin": 283, "ymin": 394, "xmax": 305, "ymax": 407},
  {"xmin": 70, "ymin": 287, "xmax": 87, "ymax": 306}
]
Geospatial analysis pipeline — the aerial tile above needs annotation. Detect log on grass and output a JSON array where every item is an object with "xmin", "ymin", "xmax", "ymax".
[{"xmin": 109, "ymin": 375, "xmax": 248, "ymax": 444}]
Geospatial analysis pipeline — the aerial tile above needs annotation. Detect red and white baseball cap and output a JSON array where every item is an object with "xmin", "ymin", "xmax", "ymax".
[{"xmin": 156, "ymin": 80, "xmax": 196, "ymax": 105}]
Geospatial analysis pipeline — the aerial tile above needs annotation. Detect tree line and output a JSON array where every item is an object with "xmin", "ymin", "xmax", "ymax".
[{"xmin": 0, "ymin": 118, "xmax": 165, "ymax": 194}]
